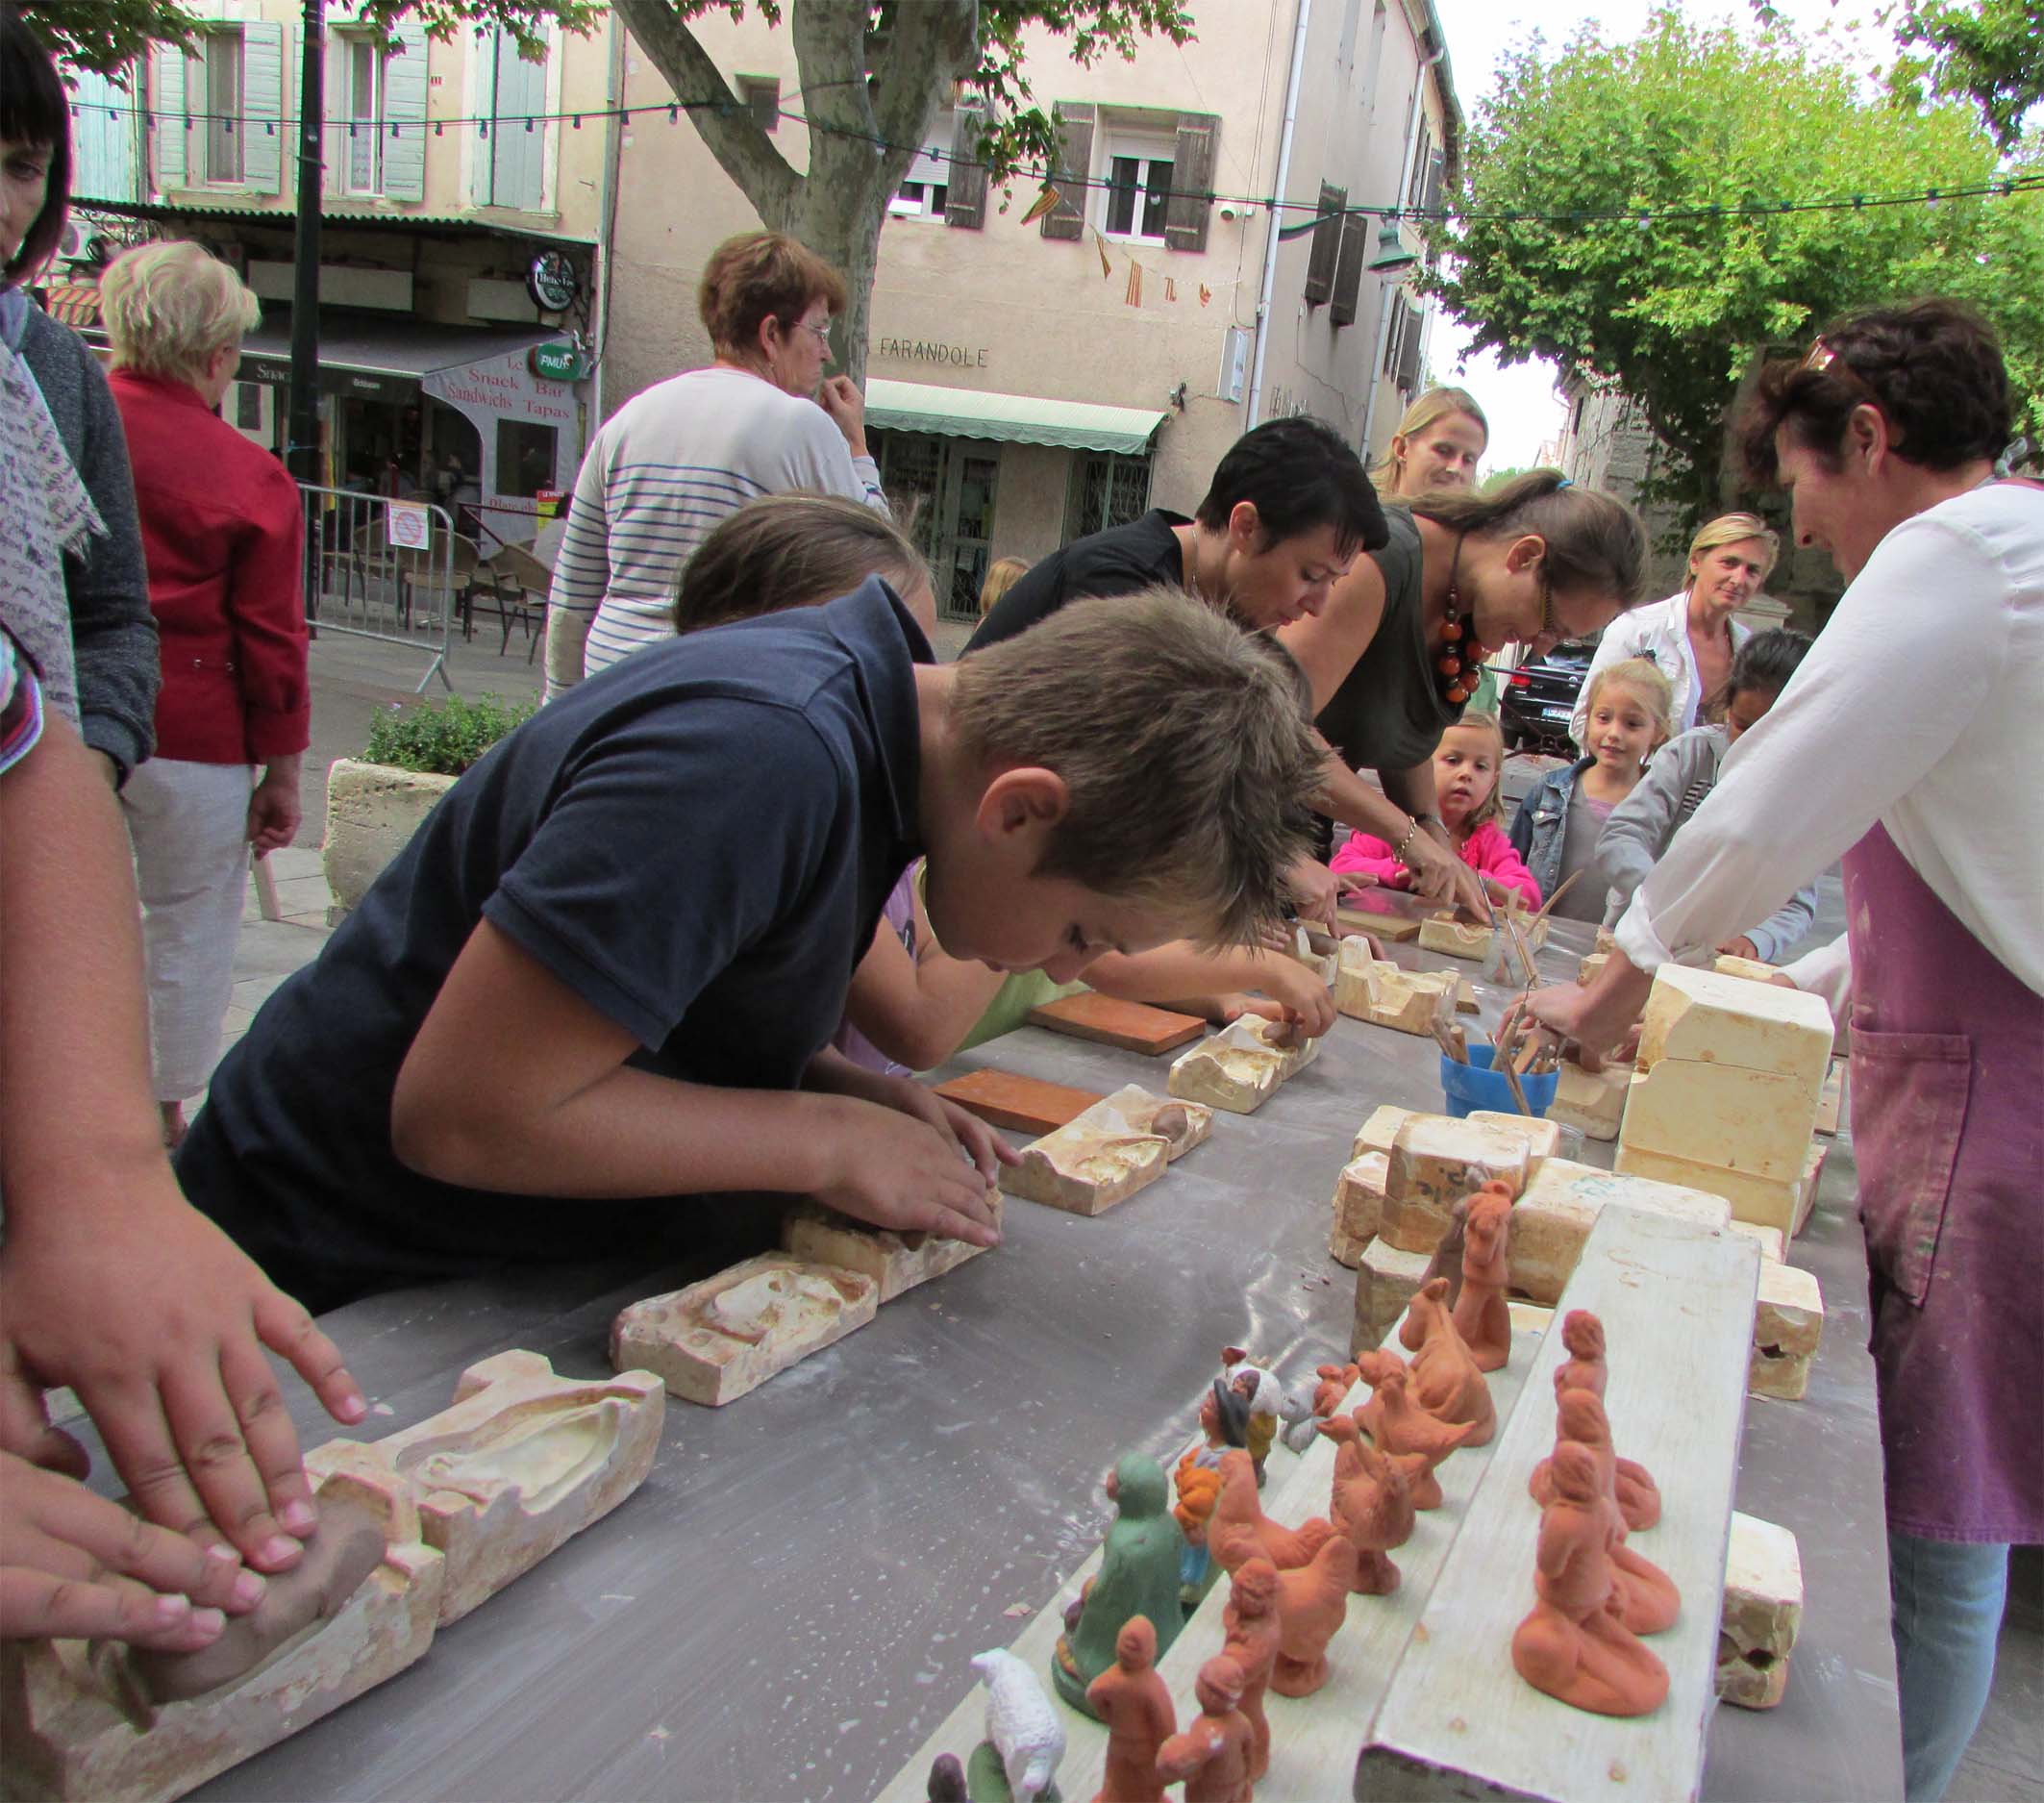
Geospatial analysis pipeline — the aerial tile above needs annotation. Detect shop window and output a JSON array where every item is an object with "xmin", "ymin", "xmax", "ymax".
[
  {"xmin": 234, "ymin": 381, "xmax": 263, "ymax": 430},
  {"xmin": 1065, "ymin": 450, "xmax": 1153, "ymax": 540},
  {"xmin": 192, "ymin": 32, "xmax": 244, "ymax": 185},
  {"xmin": 1101, "ymin": 136, "xmax": 1174, "ymax": 244},
  {"xmin": 496, "ymin": 419, "xmax": 559, "ymax": 498}
]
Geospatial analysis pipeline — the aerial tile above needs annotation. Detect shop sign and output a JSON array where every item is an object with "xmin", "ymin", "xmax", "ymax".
[
  {"xmin": 386, "ymin": 499, "xmax": 433, "ymax": 551},
  {"xmin": 873, "ymin": 336, "xmax": 988, "ymax": 368},
  {"xmin": 527, "ymin": 251, "xmax": 581, "ymax": 313},
  {"xmin": 528, "ymin": 340, "xmax": 591, "ymax": 382}
]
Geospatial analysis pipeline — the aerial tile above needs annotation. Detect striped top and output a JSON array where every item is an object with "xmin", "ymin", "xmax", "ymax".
[{"xmin": 542, "ymin": 365, "xmax": 887, "ymax": 698}]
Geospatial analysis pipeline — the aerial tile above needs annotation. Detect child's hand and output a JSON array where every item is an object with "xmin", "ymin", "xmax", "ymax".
[
  {"xmin": 0, "ymin": 1178, "xmax": 365, "ymax": 1576},
  {"xmin": 1252, "ymin": 957, "xmax": 1337, "ymax": 1039},
  {"xmin": 812, "ymin": 1097, "xmax": 1004, "ymax": 1247},
  {"xmin": 1, "ymin": 1452, "xmax": 264, "ymax": 1649}
]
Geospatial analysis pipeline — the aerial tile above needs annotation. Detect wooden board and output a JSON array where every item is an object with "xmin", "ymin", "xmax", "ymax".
[
  {"xmin": 1354, "ymin": 1207, "xmax": 1760, "ymax": 1802},
  {"xmin": 870, "ymin": 1322, "xmax": 1542, "ymax": 1803},
  {"xmin": 1025, "ymin": 991, "xmax": 1208, "ymax": 1054},
  {"xmin": 1338, "ymin": 903, "xmax": 1424, "ymax": 942},
  {"xmin": 933, "ymin": 1068, "xmax": 1106, "ymax": 1135}
]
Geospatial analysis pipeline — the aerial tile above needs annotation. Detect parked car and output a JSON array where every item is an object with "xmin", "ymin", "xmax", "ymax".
[{"xmin": 1498, "ymin": 639, "xmax": 1597, "ymax": 755}]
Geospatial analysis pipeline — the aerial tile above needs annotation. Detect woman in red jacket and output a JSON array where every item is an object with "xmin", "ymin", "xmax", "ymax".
[{"xmin": 102, "ymin": 240, "xmax": 309, "ymax": 1146}]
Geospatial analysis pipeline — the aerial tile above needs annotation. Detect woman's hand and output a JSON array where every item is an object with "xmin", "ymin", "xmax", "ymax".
[
  {"xmin": 1, "ymin": 1453, "xmax": 267, "ymax": 1649},
  {"xmin": 1402, "ymin": 823, "xmax": 1492, "ymax": 921},
  {"xmin": 1284, "ymin": 855, "xmax": 1341, "ymax": 934},
  {"xmin": 246, "ymin": 759, "xmax": 303, "ymax": 855},
  {"xmin": 818, "ymin": 376, "xmax": 868, "ymax": 458},
  {"xmin": 1717, "ymin": 936, "xmax": 1761, "ymax": 962}
]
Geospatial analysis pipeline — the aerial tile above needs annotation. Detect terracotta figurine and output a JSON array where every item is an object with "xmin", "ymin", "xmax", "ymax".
[
  {"xmin": 1450, "ymin": 1183, "xmax": 1514, "ymax": 1372},
  {"xmin": 1318, "ymin": 1415, "xmax": 1415, "ymax": 1594},
  {"xmin": 1087, "ymin": 1615, "xmax": 1176, "ymax": 1803},
  {"xmin": 1155, "ymin": 1655, "xmax": 1256, "ymax": 1803},
  {"xmin": 971, "ymin": 1648, "xmax": 1067, "ymax": 1803},
  {"xmin": 1269, "ymin": 1531, "xmax": 1359, "ymax": 1696},
  {"xmin": 1511, "ymin": 1441, "xmax": 1669, "ymax": 1717},
  {"xmin": 1397, "ymin": 1277, "xmax": 1496, "ymax": 1445},
  {"xmin": 1528, "ymin": 1311, "xmax": 1661, "ymax": 1531},
  {"xmin": 927, "ymin": 1753, "xmax": 970, "ymax": 1802},
  {"xmin": 1208, "ymin": 1449, "xmax": 1334, "ymax": 1575},
  {"xmin": 1352, "ymin": 1365, "xmax": 1476, "ymax": 1511},
  {"xmin": 1220, "ymin": 1558, "xmax": 1283, "ymax": 1781},
  {"xmin": 1310, "ymin": 1362, "xmax": 1361, "ymax": 1419},
  {"xmin": 1416, "ymin": 1194, "xmax": 1473, "ymax": 1310},
  {"xmin": 1537, "ymin": 1388, "xmax": 1678, "ymax": 1635},
  {"xmin": 1056, "ymin": 1455, "xmax": 1188, "ymax": 1715}
]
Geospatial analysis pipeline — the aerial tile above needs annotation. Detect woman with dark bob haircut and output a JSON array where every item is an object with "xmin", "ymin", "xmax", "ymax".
[
  {"xmin": 0, "ymin": 2, "xmax": 158, "ymax": 785},
  {"xmin": 1520, "ymin": 296, "xmax": 2040, "ymax": 1803}
]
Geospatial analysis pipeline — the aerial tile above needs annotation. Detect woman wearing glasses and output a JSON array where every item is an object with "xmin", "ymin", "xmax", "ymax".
[
  {"xmin": 1519, "ymin": 299, "xmax": 2041, "ymax": 1803},
  {"xmin": 543, "ymin": 231, "xmax": 888, "ymax": 695}
]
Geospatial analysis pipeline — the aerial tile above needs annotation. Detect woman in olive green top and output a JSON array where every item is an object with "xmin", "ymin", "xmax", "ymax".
[{"xmin": 1279, "ymin": 473, "xmax": 1649, "ymax": 911}]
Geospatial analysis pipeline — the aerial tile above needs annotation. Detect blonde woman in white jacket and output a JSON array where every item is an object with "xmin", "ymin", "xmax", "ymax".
[{"xmin": 1568, "ymin": 512, "xmax": 1777, "ymax": 746}]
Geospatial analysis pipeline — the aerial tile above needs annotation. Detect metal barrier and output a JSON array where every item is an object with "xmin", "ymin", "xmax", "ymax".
[{"xmin": 298, "ymin": 484, "xmax": 460, "ymax": 692}]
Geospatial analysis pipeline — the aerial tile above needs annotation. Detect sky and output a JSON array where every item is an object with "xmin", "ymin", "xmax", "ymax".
[{"xmin": 1425, "ymin": 0, "xmax": 1897, "ymax": 469}]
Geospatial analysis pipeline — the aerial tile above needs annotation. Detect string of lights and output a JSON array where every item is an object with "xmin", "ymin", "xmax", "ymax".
[{"xmin": 66, "ymin": 88, "xmax": 2041, "ymax": 227}]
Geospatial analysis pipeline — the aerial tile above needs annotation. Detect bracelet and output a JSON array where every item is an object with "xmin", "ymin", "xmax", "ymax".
[{"xmin": 1394, "ymin": 818, "xmax": 1422, "ymax": 863}]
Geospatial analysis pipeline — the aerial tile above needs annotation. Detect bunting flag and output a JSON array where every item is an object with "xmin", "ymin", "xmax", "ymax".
[
  {"xmin": 1018, "ymin": 181, "xmax": 1061, "ymax": 227},
  {"xmin": 1095, "ymin": 232, "xmax": 1113, "ymax": 280},
  {"xmin": 1125, "ymin": 262, "xmax": 1142, "ymax": 307}
]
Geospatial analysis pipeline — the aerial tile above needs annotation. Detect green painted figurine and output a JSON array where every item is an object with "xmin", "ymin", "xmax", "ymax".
[{"xmin": 1052, "ymin": 1454, "xmax": 1186, "ymax": 1716}]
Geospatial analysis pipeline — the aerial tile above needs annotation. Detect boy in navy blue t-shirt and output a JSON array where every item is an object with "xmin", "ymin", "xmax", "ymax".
[{"xmin": 179, "ymin": 581, "xmax": 1321, "ymax": 1310}]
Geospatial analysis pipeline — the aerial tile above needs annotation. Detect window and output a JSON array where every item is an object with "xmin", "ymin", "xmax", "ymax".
[
  {"xmin": 1065, "ymin": 451, "xmax": 1152, "ymax": 540},
  {"xmin": 1102, "ymin": 141, "xmax": 1174, "ymax": 242},
  {"xmin": 495, "ymin": 419, "xmax": 559, "ymax": 498},
  {"xmin": 889, "ymin": 114, "xmax": 952, "ymax": 222},
  {"xmin": 341, "ymin": 38, "xmax": 386, "ymax": 195},
  {"xmin": 189, "ymin": 32, "xmax": 243, "ymax": 185},
  {"xmin": 736, "ymin": 76, "xmax": 780, "ymax": 134}
]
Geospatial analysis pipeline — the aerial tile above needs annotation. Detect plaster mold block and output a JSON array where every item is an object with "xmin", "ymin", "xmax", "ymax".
[
  {"xmin": 1332, "ymin": 1150, "xmax": 1390, "ymax": 1247},
  {"xmin": 782, "ymin": 1200, "xmax": 998, "ymax": 1303},
  {"xmin": 1718, "ymin": 1513, "xmax": 1804, "ymax": 1709},
  {"xmin": 1548, "ymin": 1058, "xmax": 1630, "ymax": 1141},
  {"xmin": 1000, "ymin": 1109, "xmax": 1170, "ymax": 1215},
  {"xmin": 1615, "ymin": 1143, "xmax": 1804, "ymax": 1238},
  {"xmin": 1379, "ymin": 1116, "xmax": 1532, "ymax": 1255},
  {"xmin": 304, "ymin": 1349, "xmax": 663, "ymax": 1626},
  {"xmin": 1166, "ymin": 1017, "xmax": 1317, "ymax": 1115},
  {"xmin": 1351, "ymin": 1238, "xmax": 1432, "ymax": 1355},
  {"xmin": 1508, "ymin": 1159, "xmax": 1731, "ymax": 1305},
  {"xmin": 1353, "ymin": 1103, "xmax": 1417, "ymax": 1161},
  {"xmin": 0, "ymin": 1468, "xmax": 441, "ymax": 1803},
  {"xmin": 611, "ymin": 1255, "xmax": 878, "ymax": 1407},
  {"xmin": 1093, "ymin": 1085, "xmax": 1213, "ymax": 1161},
  {"xmin": 1619, "ymin": 1061, "xmax": 1821, "ymax": 1183},
  {"xmin": 1749, "ymin": 1263, "xmax": 1825, "ymax": 1402},
  {"xmin": 1466, "ymin": 1111, "xmax": 1563, "ymax": 1172},
  {"xmin": 1814, "ymin": 1061, "xmax": 1845, "ymax": 1136},
  {"xmin": 1635, "ymin": 964, "xmax": 1834, "ymax": 1089},
  {"xmin": 1333, "ymin": 942, "xmax": 1457, "ymax": 1036}
]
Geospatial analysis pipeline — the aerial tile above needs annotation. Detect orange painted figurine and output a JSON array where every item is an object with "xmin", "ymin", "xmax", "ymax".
[
  {"xmin": 1538, "ymin": 1388, "xmax": 1678, "ymax": 1635},
  {"xmin": 1318, "ymin": 1414, "xmax": 1415, "ymax": 1594},
  {"xmin": 1088, "ymin": 1616, "xmax": 1176, "ymax": 1803},
  {"xmin": 1155, "ymin": 1655, "xmax": 1256, "ymax": 1803},
  {"xmin": 1511, "ymin": 1441, "xmax": 1669, "ymax": 1717},
  {"xmin": 1269, "ymin": 1532, "xmax": 1359, "ymax": 1696},
  {"xmin": 1528, "ymin": 1311, "xmax": 1661, "ymax": 1531},
  {"xmin": 1220, "ymin": 1559, "xmax": 1283, "ymax": 1781},
  {"xmin": 1398, "ymin": 1277, "xmax": 1496, "ymax": 1446},
  {"xmin": 1450, "ymin": 1182, "xmax": 1514, "ymax": 1372},
  {"xmin": 1208, "ymin": 1450, "xmax": 1334, "ymax": 1575},
  {"xmin": 1353, "ymin": 1363, "xmax": 1476, "ymax": 1510}
]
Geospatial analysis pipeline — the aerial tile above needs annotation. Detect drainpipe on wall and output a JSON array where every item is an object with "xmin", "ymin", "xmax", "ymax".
[
  {"xmin": 591, "ymin": 13, "xmax": 627, "ymax": 425},
  {"xmin": 1359, "ymin": 28, "xmax": 1445, "ymax": 457},
  {"xmin": 1245, "ymin": 0, "xmax": 1311, "ymax": 431}
]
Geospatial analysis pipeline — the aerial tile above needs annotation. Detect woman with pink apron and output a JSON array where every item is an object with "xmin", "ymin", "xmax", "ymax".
[{"xmin": 1521, "ymin": 298, "xmax": 2043, "ymax": 1801}]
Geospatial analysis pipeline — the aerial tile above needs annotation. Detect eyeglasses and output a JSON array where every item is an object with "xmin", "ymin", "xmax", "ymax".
[
  {"xmin": 793, "ymin": 318, "xmax": 833, "ymax": 345},
  {"xmin": 1801, "ymin": 335, "xmax": 1878, "ymax": 402}
]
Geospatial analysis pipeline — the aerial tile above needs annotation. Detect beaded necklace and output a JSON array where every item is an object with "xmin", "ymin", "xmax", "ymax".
[{"xmin": 1436, "ymin": 534, "xmax": 1487, "ymax": 706}]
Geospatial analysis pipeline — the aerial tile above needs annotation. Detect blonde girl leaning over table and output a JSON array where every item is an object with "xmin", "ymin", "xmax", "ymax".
[
  {"xmin": 1330, "ymin": 712, "xmax": 1539, "ymax": 909},
  {"xmin": 1508, "ymin": 658, "xmax": 1673, "ymax": 922}
]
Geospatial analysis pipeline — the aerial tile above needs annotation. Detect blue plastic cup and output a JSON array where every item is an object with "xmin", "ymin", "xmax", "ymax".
[{"xmin": 1438, "ymin": 1042, "xmax": 1559, "ymax": 1119}]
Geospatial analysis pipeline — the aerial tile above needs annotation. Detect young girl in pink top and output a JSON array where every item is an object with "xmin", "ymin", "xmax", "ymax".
[{"xmin": 1331, "ymin": 713, "xmax": 1540, "ymax": 907}]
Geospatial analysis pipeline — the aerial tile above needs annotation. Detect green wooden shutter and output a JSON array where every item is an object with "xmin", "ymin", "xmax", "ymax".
[
  {"xmin": 943, "ymin": 104, "xmax": 986, "ymax": 230},
  {"xmin": 153, "ymin": 44, "xmax": 186, "ymax": 189},
  {"xmin": 241, "ymin": 20, "xmax": 284, "ymax": 193},
  {"xmin": 484, "ymin": 28, "xmax": 548, "ymax": 211},
  {"xmin": 1330, "ymin": 209, "xmax": 1367, "ymax": 326},
  {"xmin": 381, "ymin": 20, "xmax": 429, "ymax": 203},
  {"xmin": 1304, "ymin": 183, "xmax": 1344, "ymax": 305}
]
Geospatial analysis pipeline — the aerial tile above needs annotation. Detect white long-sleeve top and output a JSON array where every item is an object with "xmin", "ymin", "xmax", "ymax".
[
  {"xmin": 1615, "ymin": 481, "xmax": 2044, "ymax": 995},
  {"xmin": 542, "ymin": 366, "xmax": 886, "ymax": 699},
  {"xmin": 1570, "ymin": 590, "xmax": 1752, "ymax": 748}
]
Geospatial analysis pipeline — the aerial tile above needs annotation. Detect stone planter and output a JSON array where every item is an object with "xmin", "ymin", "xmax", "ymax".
[{"xmin": 322, "ymin": 758, "xmax": 459, "ymax": 923}]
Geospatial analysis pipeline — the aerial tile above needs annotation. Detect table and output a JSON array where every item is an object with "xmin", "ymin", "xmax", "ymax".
[{"xmin": 176, "ymin": 917, "xmax": 1900, "ymax": 1802}]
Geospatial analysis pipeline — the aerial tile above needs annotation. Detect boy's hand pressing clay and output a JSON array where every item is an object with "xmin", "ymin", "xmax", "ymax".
[
  {"xmin": 0, "ymin": 1182, "xmax": 366, "ymax": 1576},
  {"xmin": 810, "ymin": 1096, "xmax": 1005, "ymax": 1248},
  {"xmin": 0, "ymin": 1450, "xmax": 266, "ymax": 1648}
]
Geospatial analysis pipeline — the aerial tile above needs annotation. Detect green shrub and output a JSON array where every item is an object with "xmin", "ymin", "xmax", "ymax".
[{"xmin": 362, "ymin": 691, "xmax": 536, "ymax": 776}]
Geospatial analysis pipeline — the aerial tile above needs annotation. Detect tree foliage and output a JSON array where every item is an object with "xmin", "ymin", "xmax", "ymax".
[
  {"xmin": 1436, "ymin": 8, "xmax": 2042, "ymax": 520},
  {"xmin": 606, "ymin": 0, "xmax": 1192, "ymax": 382},
  {"xmin": 1887, "ymin": 0, "xmax": 2044, "ymax": 154}
]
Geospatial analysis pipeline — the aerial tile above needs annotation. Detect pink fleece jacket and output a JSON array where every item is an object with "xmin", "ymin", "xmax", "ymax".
[{"xmin": 1330, "ymin": 819, "xmax": 1542, "ymax": 907}]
